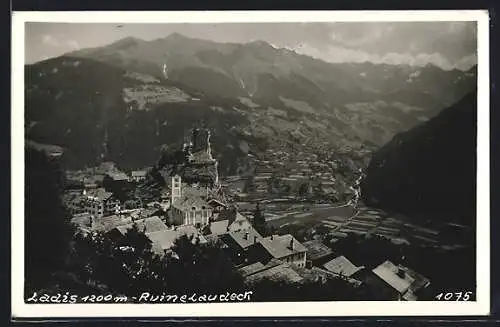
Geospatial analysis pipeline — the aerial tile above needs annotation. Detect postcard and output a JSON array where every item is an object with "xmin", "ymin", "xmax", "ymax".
[{"xmin": 11, "ymin": 10, "xmax": 490, "ymax": 318}]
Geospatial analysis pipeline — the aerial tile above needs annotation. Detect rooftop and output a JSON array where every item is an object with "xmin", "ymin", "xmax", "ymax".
[
  {"xmin": 227, "ymin": 228, "xmax": 263, "ymax": 250},
  {"xmin": 237, "ymin": 262, "xmax": 266, "ymax": 278},
  {"xmin": 93, "ymin": 214, "xmax": 133, "ymax": 232},
  {"xmin": 115, "ymin": 216, "xmax": 169, "ymax": 236},
  {"xmin": 148, "ymin": 225, "xmax": 207, "ymax": 255},
  {"xmin": 131, "ymin": 170, "xmax": 148, "ymax": 177},
  {"xmin": 182, "ymin": 185, "xmax": 208, "ymax": 198},
  {"xmin": 302, "ymin": 240, "xmax": 334, "ymax": 261},
  {"xmin": 245, "ymin": 263, "xmax": 304, "ymax": 285},
  {"xmin": 372, "ymin": 260, "xmax": 430, "ymax": 295},
  {"xmin": 208, "ymin": 220, "xmax": 229, "ymax": 235},
  {"xmin": 208, "ymin": 211, "xmax": 254, "ymax": 236},
  {"xmin": 86, "ymin": 188, "xmax": 113, "ymax": 202},
  {"xmin": 107, "ymin": 172, "xmax": 129, "ymax": 181},
  {"xmin": 323, "ymin": 256, "xmax": 364, "ymax": 277},
  {"xmin": 172, "ymin": 195, "xmax": 209, "ymax": 211}
]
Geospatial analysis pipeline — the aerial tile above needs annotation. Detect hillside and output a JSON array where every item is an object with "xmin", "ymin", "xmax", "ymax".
[
  {"xmin": 25, "ymin": 34, "xmax": 476, "ymax": 174},
  {"xmin": 360, "ymin": 92, "xmax": 477, "ymax": 226},
  {"xmin": 69, "ymin": 34, "xmax": 476, "ymax": 114}
]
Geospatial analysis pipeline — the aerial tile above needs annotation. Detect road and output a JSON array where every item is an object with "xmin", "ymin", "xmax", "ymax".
[{"xmin": 266, "ymin": 168, "xmax": 364, "ymax": 229}]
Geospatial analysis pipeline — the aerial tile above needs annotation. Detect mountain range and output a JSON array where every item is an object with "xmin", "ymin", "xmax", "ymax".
[{"xmin": 25, "ymin": 33, "xmax": 477, "ymax": 174}]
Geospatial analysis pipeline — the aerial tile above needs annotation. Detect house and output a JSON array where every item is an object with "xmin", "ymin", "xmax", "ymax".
[
  {"xmin": 221, "ymin": 228, "xmax": 263, "ymax": 264},
  {"xmin": 105, "ymin": 171, "xmax": 129, "ymax": 183},
  {"xmin": 302, "ymin": 240, "xmax": 336, "ymax": 267},
  {"xmin": 147, "ymin": 225, "xmax": 208, "ymax": 256},
  {"xmin": 207, "ymin": 198, "xmax": 227, "ymax": 213},
  {"xmin": 106, "ymin": 216, "xmax": 169, "ymax": 243},
  {"xmin": 244, "ymin": 262, "xmax": 304, "ymax": 285},
  {"xmin": 323, "ymin": 255, "xmax": 365, "ymax": 279},
  {"xmin": 131, "ymin": 170, "xmax": 147, "ymax": 183},
  {"xmin": 103, "ymin": 171, "xmax": 131, "ymax": 197},
  {"xmin": 91, "ymin": 214, "xmax": 133, "ymax": 233},
  {"xmin": 202, "ymin": 208, "xmax": 255, "ymax": 237},
  {"xmin": 366, "ymin": 260, "xmax": 431, "ymax": 301},
  {"xmin": 254, "ymin": 234, "xmax": 308, "ymax": 268},
  {"xmin": 84, "ymin": 188, "xmax": 120, "ymax": 218}
]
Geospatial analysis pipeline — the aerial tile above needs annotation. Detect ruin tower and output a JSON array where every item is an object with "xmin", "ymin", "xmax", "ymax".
[
  {"xmin": 206, "ymin": 129, "xmax": 214, "ymax": 160},
  {"xmin": 191, "ymin": 128, "xmax": 210, "ymax": 154},
  {"xmin": 171, "ymin": 175, "xmax": 182, "ymax": 204}
]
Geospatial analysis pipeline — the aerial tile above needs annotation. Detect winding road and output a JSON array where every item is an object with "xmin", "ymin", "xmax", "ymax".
[{"xmin": 266, "ymin": 168, "xmax": 365, "ymax": 229}]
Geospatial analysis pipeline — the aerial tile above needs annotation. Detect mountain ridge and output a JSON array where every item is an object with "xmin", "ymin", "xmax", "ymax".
[
  {"xmin": 361, "ymin": 91, "xmax": 477, "ymax": 226},
  {"xmin": 25, "ymin": 35, "xmax": 477, "ymax": 177}
]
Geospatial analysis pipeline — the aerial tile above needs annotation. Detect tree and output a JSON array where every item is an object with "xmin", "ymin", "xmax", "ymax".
[
  {"xmin": 298, "ymin": 182, "xmax": 310, "ymax": 197},
  {"xmin": 243, "ymin": 176, "xmax": 256, "ymax": 193},
  {"xmin": 169, "ymin": 235, "xmax": 245, "ymax": 293},
  {"xmin": 25, "ymin": 147, "xmax": 76, "ymax": 296},
  {"xmin": 251, "ymin": 276, "xmax": 371, "ymax": 302},
  {"xmin": 252, "ymin": 203, "xmax": 267, "ymax": 236},
  {"xmin": 68, "ymin": 226, "xmax": 171, "ymax": 296}
]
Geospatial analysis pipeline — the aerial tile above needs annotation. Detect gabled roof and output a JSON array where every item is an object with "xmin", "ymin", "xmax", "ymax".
[
  {"xmin": 107, "ymin": 172, "xmax": 129, "ymax": 181},
  {"xmin": 131, "ymin": 170, "xmax": 147, "ymax": 177},
  {"xmin": 209, "ymin": 220, "xmax": 229, "ymax": 235},
  {"xmin": 147, "ymin": 225, "xmax": 207, "ymax": 255},
  {"xmin": 237, "ymin": 262, "xmax": 266, "ymax": 278},
  {"xmin": 245, "ymin": 263, "xmax": 304, "ymax": 285},
  {"xmin": 323, "ymin": 256, "xmax": 364, "ymax": 277},
  {"xmin": 227, "ymin": 228, "xmax": 262, "ymax": 250},
  {"xmin": 302, "ymin": 240, "xmax": 334, "ymax": 261},
  {"xmin": 207, "ymin": 198, "xmax": 227, "ymax": 208},
  {"xmin": 114, "ymin": 216, "xmax": 168, "ymax": 236},
  {"xmin": 86, "ymin": 188, "xmax": 113, "ymax": 202},
  {"xmin": 93, "ymin": 214, "xmax": 133, "ymax": 233},
  {"xmin": 208, "ymin": 211, "xmax": 253, "ymax": 236},
  {"xmin": 172, "ymin": 195, "xmax": 209, "ymax": 211},
  {"xmin": 182, "ymin": 185, "xmax": 208, "ymax": 198},
  {"xmin": 258, "ymin": 234, "xmax": 307, "ymax": 259},
  {"xmin": 229, "ymin": 213, "xmax": 253, "ymax": 231},
  {"xmin": 372, "ymin": 260, "xmax": 430, "ymax": 295}
]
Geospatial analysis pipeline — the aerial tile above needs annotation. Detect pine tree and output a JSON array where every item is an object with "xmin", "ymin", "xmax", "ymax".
[{"xmin": 252, "ymin": 203, "xmax": 267, "ymax": 236}]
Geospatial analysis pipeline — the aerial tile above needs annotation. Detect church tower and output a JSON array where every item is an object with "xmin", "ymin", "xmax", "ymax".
[{"xmin": 171, "ymin": 175, "xmax": 182, "ymax": 204}]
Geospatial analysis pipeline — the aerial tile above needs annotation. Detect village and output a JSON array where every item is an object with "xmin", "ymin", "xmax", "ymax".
[{"xmin": 62, "ymin": 127, "xmax": 435, "ymax": 301}]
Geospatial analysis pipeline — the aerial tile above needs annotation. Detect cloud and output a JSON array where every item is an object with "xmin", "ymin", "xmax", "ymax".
[
  {"xmin": 67, "ymin": 40, "xmax": 80, "ymax": 50},
  {"xmin": 41, "ymin": 34, "xmax": 81, "ymax": 51},
  {"xmin": 41, "ymin": 34, "xmax": 61, "ymax": 47},
  {"xmin": 293, "ymin": 43, "xmax": 476, "ymax": 71}
]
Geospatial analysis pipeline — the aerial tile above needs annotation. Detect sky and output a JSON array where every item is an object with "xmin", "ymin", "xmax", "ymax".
[{"xmin": 25, "ymin": 22, "xmax": 477, "ymax": 70}]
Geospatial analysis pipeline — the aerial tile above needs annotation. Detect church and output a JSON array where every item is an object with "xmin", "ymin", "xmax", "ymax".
[{"xmin": 168, "ymin": 127, "xmax": 226, "ymax": 227}]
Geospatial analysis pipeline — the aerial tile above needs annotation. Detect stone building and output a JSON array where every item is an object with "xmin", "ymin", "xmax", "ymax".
[{"xmin": 84, "ymin": 188, "xmax": 120, "ymax": 218}]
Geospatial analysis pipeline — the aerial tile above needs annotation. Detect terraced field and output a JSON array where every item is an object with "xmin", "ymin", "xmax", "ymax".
[{"xmin": 267, "ymin": 204, "xmax": 443, "ymax": 246}]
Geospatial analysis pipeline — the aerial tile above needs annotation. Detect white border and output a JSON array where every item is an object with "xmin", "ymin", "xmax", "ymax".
[{"xmin": 11, "ymin": 10, "xmax": 490, "ymax": 318}]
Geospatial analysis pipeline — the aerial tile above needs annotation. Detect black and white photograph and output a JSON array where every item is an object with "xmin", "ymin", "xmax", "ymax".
[{"xmin": 12, "ymin": 10, "xmax": 490, "ymax": 318}]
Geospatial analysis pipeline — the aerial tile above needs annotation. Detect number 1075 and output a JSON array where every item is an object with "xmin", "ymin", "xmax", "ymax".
[{"xmin": 435, "ymin": 291, "xmax": 473, "ymax": 301}]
